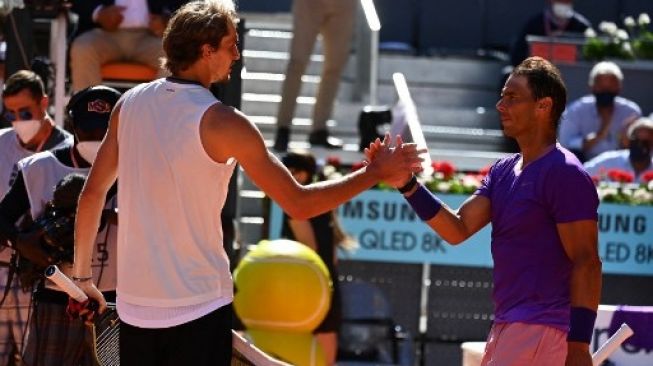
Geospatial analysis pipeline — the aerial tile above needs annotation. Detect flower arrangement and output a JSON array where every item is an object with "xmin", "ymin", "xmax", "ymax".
[
  {"xmin": 583, "ymin": 13, "xmax": 653, "ymax": 61},
  {"xmin": 321, "ymin": 157, "xmax": 653, "ymax": 206},
  {"xmin": 593, "ymin": 169, "xmax": 653, "ymax": 205}
]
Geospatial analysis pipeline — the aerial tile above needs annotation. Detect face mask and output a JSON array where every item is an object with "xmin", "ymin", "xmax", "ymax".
[
  {"xmin": 629, "ymin": 139, "xmax": 652, "ymax": 163},
  {"xmin": 12, "ymin": 120, "xmax": 42, "ymax": 144},
  {"xmin": 76, "ymin": 141, "xmax": 102, "ymax": 164},
  {"xmin": 552, "ymin": 3, "xmax": 574, "ymax": 19},
  {"xmin": 594, "ymin": 92, "xmax": 617, "ymax": 107}
]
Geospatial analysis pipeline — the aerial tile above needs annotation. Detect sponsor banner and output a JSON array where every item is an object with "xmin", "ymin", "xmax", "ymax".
[{"xmin": 268, "ymin": 191, "xmax": 653, "ymax": 276}]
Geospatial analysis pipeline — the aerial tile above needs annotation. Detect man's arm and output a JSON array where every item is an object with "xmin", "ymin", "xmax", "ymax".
[
  {"xmin": 72, "ymin": 101, "xmax": 122, "ymax": 310},
  {"xmin": 200, "ymin": 104, "xmax": 424, "ymax": 220},
  {"xmin": 558, "ymin": 220, "xmax": 602, "ymax": 366},
  {"xmin": 288, "ymin": 219, "xmax": 318, "ymax": 251},
  {"xmin": 403, "ymin": 185, "xmax": 492, "ymax": 245}
]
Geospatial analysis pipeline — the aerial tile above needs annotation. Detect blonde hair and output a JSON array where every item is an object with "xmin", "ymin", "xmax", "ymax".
[{"xmin": 162, "ymin": 0, "xmax": 238, "ymax": 74}]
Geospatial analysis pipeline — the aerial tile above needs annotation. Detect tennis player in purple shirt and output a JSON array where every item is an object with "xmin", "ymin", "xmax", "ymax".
[{"xmin": 367, "ymin": 57, "xmax": 601, "ymax": 365}]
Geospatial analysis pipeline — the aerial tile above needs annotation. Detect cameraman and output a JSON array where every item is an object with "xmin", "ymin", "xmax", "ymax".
[
  {"xmin": 0, "ymin": 70, "xmax": 72, "ymax": 365},
  {"xmin": 0, "ymin": 86, "xmax": 120, "ymax": 365}
]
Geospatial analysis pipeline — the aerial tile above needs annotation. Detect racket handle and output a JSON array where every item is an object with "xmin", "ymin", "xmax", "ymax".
[
  {"xmin": 592, "ymin": 323, "xmax": 634, "ymax": 366},
  {"xmin": 44, "ymin": 265, "xmax": 89, "ymax": 303}
]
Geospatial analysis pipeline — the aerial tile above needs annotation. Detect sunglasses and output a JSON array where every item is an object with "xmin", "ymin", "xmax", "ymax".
[{"xmin": 3, "ymin": 107, "xmax": 34, "ymax": 123}]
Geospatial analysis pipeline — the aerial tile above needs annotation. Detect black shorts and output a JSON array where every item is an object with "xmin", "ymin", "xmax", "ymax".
[{"xmin": 120, "ymin": 303, "xmax": 233, "ymax": 366}]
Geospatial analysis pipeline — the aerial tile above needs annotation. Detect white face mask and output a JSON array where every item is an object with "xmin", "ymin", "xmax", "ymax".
[
  {"xmin": 552, "ymin": 3, "xmax": 574, "ymax": 20},
  {"xmin": 76, "ymin": 141, "xmax": 102, "ymax": 164},
  {"xmin": 12, "ymin": 120, "xmax": 42, "ymax": 144}
]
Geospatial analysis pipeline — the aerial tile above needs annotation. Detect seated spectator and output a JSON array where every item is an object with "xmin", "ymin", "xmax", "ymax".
[
  {"xmin": 510, "ymin": 0, "xmax": 591, "ymax": 67},
  {"xmin": 69, "ymin": 0, "xmax": 186, "ymax": 92},
  {"xmin": 584, "ymin": 117, "xmax": 653, "ymax": 183},
  {"xmin": 558, "ymin": 61, "xmax": 641, "ymax": 161}
]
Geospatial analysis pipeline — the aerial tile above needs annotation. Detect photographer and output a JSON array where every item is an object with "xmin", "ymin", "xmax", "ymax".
[
  {"xmin": 0, "ymin": 85, "xmax": 120, "ymax": 365},
  {"xmin": 0, "ymin": 70, "xmax": 71, "ymax": 365}
]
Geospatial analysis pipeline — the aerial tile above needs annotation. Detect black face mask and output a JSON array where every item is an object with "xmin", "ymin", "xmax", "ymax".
[
  {"xmin": 629, "ymin": 139, "xmax": 652, "ymax": 163},
  {"xmin": 594, "ymin": 92, "xmax": 617, "ymax": 107}
]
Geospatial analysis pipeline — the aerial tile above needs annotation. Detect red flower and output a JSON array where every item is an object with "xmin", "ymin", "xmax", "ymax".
[
  {"xmin": 478, "ymin": 164, "xmax": 492, "ymax": 177},
  {"xmin": 642, "ymin": 170, "xmax": 653, "ymax": 183},
  {"xmin": 351, "ymin": 161, "xmax": 367, "ymax": 172},
  {"xmin": 607, "ymin": 169, "xmax": 634, "ymax": 183},
  {"xmin": 591, "ymin": 175, "xmax": 600, "ymax": 185},
  {"xmin": 326, "ymin": 155, "xmax": 341, "ymax": 168},
  {"xmin": 431, "ymin": 161, "xmax": 456, "ymax": 180}
]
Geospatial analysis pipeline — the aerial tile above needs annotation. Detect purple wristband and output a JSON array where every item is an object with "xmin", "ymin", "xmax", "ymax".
[
  {"xmin": 404, "ymin": 184, "xmax": 442, "ymax": 221},
  {"xmin": 568, "ymin": 307, "xmax": 597, "ymax": 343}
]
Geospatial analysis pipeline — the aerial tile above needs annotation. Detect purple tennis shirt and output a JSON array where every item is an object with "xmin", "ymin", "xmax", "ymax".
[{"xmin": 475, "ymin": 144, "xmax": 599, "ymax": 331}]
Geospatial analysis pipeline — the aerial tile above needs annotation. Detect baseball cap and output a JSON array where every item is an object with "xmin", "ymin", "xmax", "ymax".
[{"xmin": 67, "ymin": 85, "xmax": 121, "ymax": 131}]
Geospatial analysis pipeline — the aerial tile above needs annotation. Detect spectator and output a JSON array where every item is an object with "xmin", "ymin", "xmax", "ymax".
[
  {"xmin": 0, "ymin": 85, "xmax": 121, "ymax": 366},
  {"xmin": 69, "ymin": 0, "xmax": 187, "ymax": 92},
  {"xmin": 0, "ymin": 70, "xmax": 72, "ymax": 198},
  {"xmin": 584, "ymin": 117, "xmax": 653, "ymax": 183},
  {"xmin": 559, "ymin": 61, "xmax": 641, "ymax": 161},
  {"xmin": 273, "ymin": 0, "xmax": 357, "ymax": 151},
  {"xmin": 280, "ymin": 151, "xmax": 356, "ymax": 365},
  {"xmin": 510, "ymin": 0, "xmax": 591, "ymax": 67},
  {"xmin": 0, "ymin": 69, "xmax": 71, "ymax": 366}
]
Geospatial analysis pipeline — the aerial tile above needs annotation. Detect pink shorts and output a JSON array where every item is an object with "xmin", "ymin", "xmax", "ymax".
[{"xmin": 480, "ymin": 322, "xmax": 567, "ymax": 366}]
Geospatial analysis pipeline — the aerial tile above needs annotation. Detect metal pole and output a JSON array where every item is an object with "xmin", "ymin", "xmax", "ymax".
[{"xmin": 370, "ymin": 29, "xmax": 379, "ymax": 106}]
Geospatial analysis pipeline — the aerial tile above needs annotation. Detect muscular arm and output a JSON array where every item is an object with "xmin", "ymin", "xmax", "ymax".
[
  {"xmin": 72, "ymin": 102, "xmax": 121, "ymax": 310},
  {"xmin": 404, "ymin": 186, "xmax": 492, "ymax": 245},
  {"xmin": 288, "ymin": 219, "xmax": 318, "ymax": 251},
  {"xmin": 200, "ymin": 104, "xmax": 423, "ymax": 220},
  {"xmin": 558, "ymin": 220, "xmax": 602, "ymax": 363}
]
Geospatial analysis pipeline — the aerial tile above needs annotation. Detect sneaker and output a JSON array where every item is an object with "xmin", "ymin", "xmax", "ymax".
[{"xmin": 308, "ymin": 129, "xmax": 343, "ymax": 149}]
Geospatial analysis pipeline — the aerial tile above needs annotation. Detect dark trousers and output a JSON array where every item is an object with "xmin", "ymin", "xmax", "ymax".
[{"xmin": 120, "ymin": 303, "xmax": 233, "ymax": 366}]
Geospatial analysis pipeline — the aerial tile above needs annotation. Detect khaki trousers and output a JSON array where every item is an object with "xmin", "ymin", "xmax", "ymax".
[
  {"xmin": 276, "ymin": 0, "xmax": 356, "ymax": 130},
  {"xmin": 70, "ymin": 28, "xmax": 165, "ymax": 92}
]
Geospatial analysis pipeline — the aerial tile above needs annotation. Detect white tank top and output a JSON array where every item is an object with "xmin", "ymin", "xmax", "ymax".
[
  {"xmin": 18, "ymin": 150, "xmax": 118, "ymax": 292},
  {"xmin": 116, "ymin": 78, "xmax": 235, "ymax": 310}
]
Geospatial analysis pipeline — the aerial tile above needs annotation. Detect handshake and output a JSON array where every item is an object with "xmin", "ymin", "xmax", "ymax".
[{"xmin": 362, "ymin": 133, "xmax": 428, "ymax": 189}]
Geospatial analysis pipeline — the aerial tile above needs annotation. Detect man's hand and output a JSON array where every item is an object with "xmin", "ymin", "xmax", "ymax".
[
  {"xmin": 565, "ymin": 342, "xmax": 593, "ymax": 366},
  {"xmin": 365, "ymin": 134, "xmax": 425, "ymax": 187},
  {"xmin": 74, "ymin": 281, "xmax": 107, "ymax": 324},
  {"xmin": 96, "ymin": 5, "xmax": 125, "ymax": 32},
  {"xmin": 366, "ymin": 134, "xmax": 425, "ymax": 187},
  {"xmin": 14, "ymin": 230, "xmax": 52, "ymax": 268},
  {"xmin": 148, "ymin": 14, "xmax": 167, "ymax": 37}
]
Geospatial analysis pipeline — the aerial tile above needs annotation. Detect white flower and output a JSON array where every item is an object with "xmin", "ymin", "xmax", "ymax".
[
  {"xmin": 624, "ymin": 16, "xmax": 636, "ymax": 28},
  {"xmin": 622, "ymin": 42, "xmax": 633, "ymax": 54},
  {"xmin": 584, "ymin": 28, "xmax": 597, "ymax": 38},
  {"xmin": 639, "ymin": 13, "xmax": 651, "ymax": 26},
  {"xmin": 436, "ymin": 182, "xmax": 451, "ymax": 193},
  {"xmin": 616, "ymin": 29, "xmax": 629, "ymax": 41},
  {"xmin": 598, "ymin": 187, "xmax": 619, "ymax": 200},
  {"xmin": 462, "ymin": 175, "xmax": 481, "ymax": 189},
  {"xmin": 599, "ymin": 21, "xmax": 618, "ymax": 35},
  {"xmin": 322, "ymin": 165, "xmax": 337, "ymax": 177},
  {"xmin": 633, "ymin": 189, "xmax": 653, "ymax": 203},
  {"xmin": 648, "ymin": 180, "xmax": 653, "ymax": 191}
]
